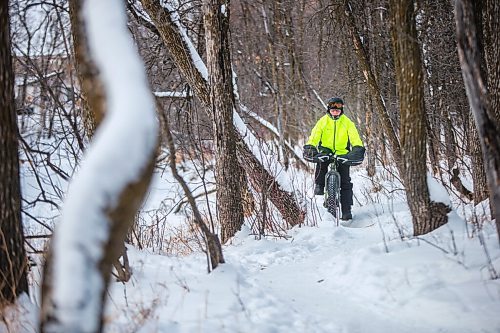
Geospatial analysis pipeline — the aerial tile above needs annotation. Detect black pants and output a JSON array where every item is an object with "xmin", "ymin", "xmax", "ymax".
[{"xmin": 315, "ymin": 161, "xmax": 353, "ymax": 213}]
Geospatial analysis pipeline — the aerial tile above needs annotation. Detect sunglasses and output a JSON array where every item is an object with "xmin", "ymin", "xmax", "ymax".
[{"xmin": 328, "ymin": 102, "xmax": 343, "ymax": 109}]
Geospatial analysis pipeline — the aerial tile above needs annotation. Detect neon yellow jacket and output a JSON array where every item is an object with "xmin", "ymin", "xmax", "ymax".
[{"xmin": 306, "ymin": 114, "xmax": 364, "ymax": 155}]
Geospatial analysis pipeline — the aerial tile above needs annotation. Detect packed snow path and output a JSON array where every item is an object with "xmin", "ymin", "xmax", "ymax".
[{"xmin": 102, "ymin": 198, "xmax": 500, "ymax": 333}]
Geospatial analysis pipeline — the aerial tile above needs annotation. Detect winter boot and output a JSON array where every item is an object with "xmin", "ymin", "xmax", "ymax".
[
  {"xmin": 341, "ymin": 210, "xmax": 352, "ymax": 221},
  {"xmin": 314, "ymin": 184, "xmax": 324, "ymax": 195}
]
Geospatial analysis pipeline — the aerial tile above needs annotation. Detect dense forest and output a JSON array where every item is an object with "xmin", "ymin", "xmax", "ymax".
[{"xmin": 0, "ymin": 0, "xmax": 499, "ymax": 332}]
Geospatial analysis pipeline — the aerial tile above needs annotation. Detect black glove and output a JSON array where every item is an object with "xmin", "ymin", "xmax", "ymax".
[
  {"xmin": 337, "ymin": 146, "xmax": 366, "ymax": 166},
  {"xmin": 303, "ymin": 145, "xmax": 318, "ymax": 162},
  {"xmin": 318, "ymin": 146, "xmax": 333, "ymax": 155}
]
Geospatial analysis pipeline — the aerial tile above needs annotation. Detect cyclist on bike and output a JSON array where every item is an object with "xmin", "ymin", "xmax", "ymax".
[{"xmin": 303, "ymin": 97, "xmax": 365, "ymax": 220}]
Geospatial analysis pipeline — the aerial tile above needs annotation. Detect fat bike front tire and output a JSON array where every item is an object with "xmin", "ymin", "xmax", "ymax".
[{"xmin": 325, "ymin": 171, "xmax": 341, "ymax": 222}]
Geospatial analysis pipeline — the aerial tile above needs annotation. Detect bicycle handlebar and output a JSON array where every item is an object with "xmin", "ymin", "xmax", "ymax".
[
  {"xmin": 314, "ymin": 153, "xmax": 335, "ymax": 163},
  {"xmin": 314, "ymin": 153, "xmax": 349, "ymax": 164}
]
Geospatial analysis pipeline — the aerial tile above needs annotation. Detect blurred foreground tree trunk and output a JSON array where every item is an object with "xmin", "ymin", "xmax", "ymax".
[
  {"xmin": 40, "ymin": 0, "xmax": 158, "ymax": 331},
  {"xmin": 69, "ymin": 0, "xmax": 131, "ymax": 282},
  {"xmin": 0, "ymin": 0, "xmax": 29, "ymax": 308},
  {"xmin": 455, "ymin": 0, "xmax": 500, "ymax": 242}
]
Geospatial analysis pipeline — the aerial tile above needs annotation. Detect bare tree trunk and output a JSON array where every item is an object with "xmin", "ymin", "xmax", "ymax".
[
  {"xmin": 343, "ymin": 0, "xmax": 402, "ymax": 170},
  {"xmin": 140, "ymin": 0, "xmax": 305, "ymax": 227},
  {"xmin": 203, "ymin": 0, "xmax": 245, "ymax": 243},
  {"xmin": 0, "ymin": 1, "xmax": 29, "ymax": 308},
  {"xmin": 455, "ymin": 0, "xmax": 500, "ymax": 242},
  {"xmin": 390, "ymin": 0, "xmax": 449, "ymax": 235}
]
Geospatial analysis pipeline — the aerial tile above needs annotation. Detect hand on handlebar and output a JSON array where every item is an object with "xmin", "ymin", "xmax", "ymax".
[
  {"xmin": 313, "ymin": 153, "xmax": 349, "ymax": 164},
  {"xmin": 313, "ymin": 153, "xmax": 333, "ymax": 163},
  {"xmin": 316, "ymin": 154, "xmax": 331, "ymax": 163},
  {"xmin": 336, "ymin": 156, "xmax": 349, "ymax": 164}
]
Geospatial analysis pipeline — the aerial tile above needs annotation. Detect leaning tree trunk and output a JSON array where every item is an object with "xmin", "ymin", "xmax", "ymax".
[
  {"xmin": 0, "ymin": 0, "xmax": 29, "ymax": 308},
  {"xmin": 202, "ymin": 0, "xmax": 245, "ymax": 243},
  {"xmin": 455, "ymin": 0, "xmax": 500, "ymax": 242},
  {"xmin": 390, "ymin": 0, "xmax": 449, "ymax": 235},
  {"xmin": 140, "ymin": 0, "xmax": 305, "ymax": 227}
]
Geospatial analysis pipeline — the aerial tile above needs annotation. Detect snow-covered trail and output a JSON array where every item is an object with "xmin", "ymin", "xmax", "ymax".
[
  {"xmin": 222, "ymin": 198, "xmax": 500, "ymax": 333},
  {"xmin": 226, "ymin": 201, "xmax": 419, "ymax": 333},
  {"xmin": 97, "ymin": 171, "xmax": 500, "ymax": 333}
]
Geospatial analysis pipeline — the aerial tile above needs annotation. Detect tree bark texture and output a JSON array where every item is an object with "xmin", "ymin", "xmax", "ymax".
[
  {"xmin": 484, "ymin": 0, "xmax": 500, "ymax": 122},
  {"xmin": 470, "ymin": 121, "xmax": 490, "ymax": 204},
  {"xmin": 140, "ymin": 0, "xmax": 305, "ymax": 227},
  {"xmin": 456, "ymin": 0, "xmax": 500, "ymax": 241},
  {"xmin": 0, "ymin": 0, "xmax": 29, "ymax": 307},
  {"xmin": 390, "ymin": 0, "xmax": 449, "ymax": 235},
  {"xmin": 203, "ymin": 0, "xmax": 245, "ymax": 243},
  {"xmin": 468, "ymin": 0, "xmax": 490, "ymax": 204}
]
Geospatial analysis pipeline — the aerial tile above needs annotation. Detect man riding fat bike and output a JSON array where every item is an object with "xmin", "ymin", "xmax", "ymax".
[{"xmin": 303, "ymin": 97, "xmax": 365, "ymax": 221}]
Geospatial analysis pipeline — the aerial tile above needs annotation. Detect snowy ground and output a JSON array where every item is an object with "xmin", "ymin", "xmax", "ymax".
[
  {"xmin": 101, "ymin": 202, "xmax": 500, "ymax": 333},
  {"xmin": 2, "ymin": 168, "xmax": 500, "ymax": 333}
]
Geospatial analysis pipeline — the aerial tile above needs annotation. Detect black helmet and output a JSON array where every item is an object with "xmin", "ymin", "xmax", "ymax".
[{"xmin": 326, "ymin": 97, "xmax": 344, "ymax": 106}]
